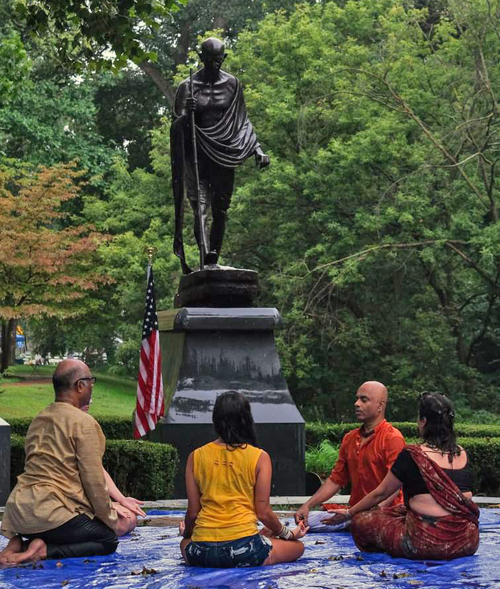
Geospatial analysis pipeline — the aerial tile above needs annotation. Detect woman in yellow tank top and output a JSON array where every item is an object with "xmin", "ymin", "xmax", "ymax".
[{"xmin": 180, "ymin": 391, "xmax": 308, "ymax": 568}]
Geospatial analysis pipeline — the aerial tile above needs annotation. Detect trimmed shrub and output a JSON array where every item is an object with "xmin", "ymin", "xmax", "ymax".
[
  {"xmin": 458, "ymin": 437, "xmax": 500, "ymax": 497},
  {"xmin": 10, "ymin": 434, "xmax": 25, "ymax": 490},
  {"xmin": 98, "ymin": 417, "xmax": 134, "ymax": 440},
  {"xmin": 7, "ymin": 416, "xmax": 134, "ymax": 439},
  {"xmin": 303, "ymin": 428, "xmax": 500, "ymax": 495},
  {"xmin": 305, "ymin": 422, "xmax": 500, "ymax": 446},
  {"xmin": 9, "ymin": 435, "xmax": 178, "ymax": 501},
  {"xmin": 103, "ymin": 440, "xmax": 178, "ymax": 500},
  {"xmin": 7, "ymin": 418, "xmax": 33, "ymax": 437}
]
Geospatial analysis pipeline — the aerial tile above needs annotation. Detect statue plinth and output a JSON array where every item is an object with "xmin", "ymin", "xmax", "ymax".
[
  {"xmin": 148, "ymin": 307, "xmax": 305, "ymax": 498},
  {"xmin": 174, "ymin": 267, "xmax": 259, "ymax": 308}
]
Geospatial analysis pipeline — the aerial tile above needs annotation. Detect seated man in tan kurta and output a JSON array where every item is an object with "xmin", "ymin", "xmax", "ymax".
[{"xmin": 0, "ymin": 360, "xmax": 120, "ymax": 564}]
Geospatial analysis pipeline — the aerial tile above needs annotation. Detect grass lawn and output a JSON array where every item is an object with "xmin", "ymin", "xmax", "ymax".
[{"xmin": 0, "ymin": 367, "xmax": 137, "ymax": 419}]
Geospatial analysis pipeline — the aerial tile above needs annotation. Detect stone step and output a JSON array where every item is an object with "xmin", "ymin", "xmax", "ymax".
[{"xmin": 2, "ymin": 495, "xmax": 499, "ymax": 514}]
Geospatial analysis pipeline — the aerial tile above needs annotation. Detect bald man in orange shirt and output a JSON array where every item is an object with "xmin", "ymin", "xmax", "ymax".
[{"xmin": 295, "ymin": 381, "xmax": 405, "ymax": 532}]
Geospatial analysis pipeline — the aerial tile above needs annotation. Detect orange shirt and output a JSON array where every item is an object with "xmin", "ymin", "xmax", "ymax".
[{"xmin": 328, "ymin": 419, "xmax": 405, "ymax": 507}]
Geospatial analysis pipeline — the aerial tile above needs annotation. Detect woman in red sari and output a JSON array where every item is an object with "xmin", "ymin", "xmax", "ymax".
[{"xmin": 324, "ymin": 392, "xmax": 479, "ymax": 560}]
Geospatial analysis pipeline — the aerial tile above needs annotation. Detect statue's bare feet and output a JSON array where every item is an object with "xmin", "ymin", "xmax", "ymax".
[
  {"xmin": 0, "ymin": 536, "xmax": 23, "ymax": 564},
  {"xmin": 7, "ymin": 538, "xmax": 47, "ymax": 564}
]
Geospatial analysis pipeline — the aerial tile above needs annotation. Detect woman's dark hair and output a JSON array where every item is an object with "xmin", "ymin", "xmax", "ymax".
[
  {"xmin": 418, "ymin": 392, "xmax": 460, "ymax": 462},
  {"xmin": 212, "ymin": 391, "xmax": 257, "ymax": 449}
]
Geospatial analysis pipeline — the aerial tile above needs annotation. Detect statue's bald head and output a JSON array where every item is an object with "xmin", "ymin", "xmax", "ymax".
[
  {"xmin": 52, "ymin": 359, "xmax": 88, "ymax": 399},
  {"xmin": 201, "ymin": 37, "xmax": 225, "ymax": 58}
]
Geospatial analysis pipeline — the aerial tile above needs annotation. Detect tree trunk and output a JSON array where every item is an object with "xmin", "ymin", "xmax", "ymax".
[
  {"xmin": 138, "ymin": 61, "xmax": 175, "ymax": 106},
  {"xmin": 0, "ymin": 319, "xmax": 15, "ymax": 372}
]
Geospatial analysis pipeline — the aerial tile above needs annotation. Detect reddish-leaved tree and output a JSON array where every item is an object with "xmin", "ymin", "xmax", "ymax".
[{"xmin": 0, "ymin": 162, "xmax": 111, "ymax": 371}]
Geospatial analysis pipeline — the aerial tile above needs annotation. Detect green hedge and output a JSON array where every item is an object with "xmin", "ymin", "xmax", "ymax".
[
  {"xmin": 305, "ymin": 421, "xmax": 500, "ymax": 446},
  {"xmin": 10, "ymin": 435, "xmax": 178, "ymax": 501},
  {"xmin": 7, "ymin": 416, "xmax": 134, "ymax": 440},
  {"xmin": 304, "ymin": 432, "xmax": 500, "ymax": 495},
  {"xmin": 457, "ymin": 437, "xmax": 500, "ymax": 497}
]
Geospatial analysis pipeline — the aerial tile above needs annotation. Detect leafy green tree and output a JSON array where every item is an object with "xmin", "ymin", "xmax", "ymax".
[
  {"xmin": 79, "ymin": 143, "xmax": 192, "ymax": 371},
  {"xmin": 209, "ymin": 0, "xmax": 500, "ymax": 420},
  {"xmin": 15, "ymin": 0, "xmax": 187, "ymax": 70},
  {"xmin": 0, "ymin": 75, "xmax": 120, "ymax": 189}
]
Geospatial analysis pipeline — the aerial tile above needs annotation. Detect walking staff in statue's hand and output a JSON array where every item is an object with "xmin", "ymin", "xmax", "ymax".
[{"xmin": 171, "ymin": 37, "xmax": 270, "ymax": 274}]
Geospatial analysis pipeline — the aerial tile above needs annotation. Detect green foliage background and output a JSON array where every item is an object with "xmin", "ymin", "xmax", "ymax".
[{"xmin": 2, "ymin": 0, "xmax": 500, "ymax": 423}]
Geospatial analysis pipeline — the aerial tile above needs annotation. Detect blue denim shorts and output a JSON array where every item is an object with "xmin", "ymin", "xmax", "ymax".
[{"xmin": 185, "ymin": 533, "xmax": 272, "ymax": 568}]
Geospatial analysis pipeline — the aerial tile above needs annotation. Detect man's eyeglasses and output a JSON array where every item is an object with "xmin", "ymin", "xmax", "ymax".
[{"xmin": 75, "ymin": 376, "xmax": 97, "ymax": 387}]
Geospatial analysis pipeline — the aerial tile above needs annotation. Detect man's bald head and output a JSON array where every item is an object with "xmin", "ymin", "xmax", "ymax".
[
  {"xmin": 52, "ymin": 359, "xmax": 89, "ymax": 399},
  {"xmin": 360, "ymin": 381, "xmax": 388, "ymax": 404},
  {"xmin": 354, "ymin": 381, "xmax": 388, "ymax": 425}
]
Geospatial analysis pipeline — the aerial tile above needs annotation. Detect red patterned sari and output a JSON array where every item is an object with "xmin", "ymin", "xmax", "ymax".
[{"xmin": 350, "ymin": 445, "xmax": 479, "ymax": 560}]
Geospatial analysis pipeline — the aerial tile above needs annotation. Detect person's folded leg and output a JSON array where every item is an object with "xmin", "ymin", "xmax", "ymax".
[
  {"xmin": 24, "ymin": 515, "xmax": 118, "ymax": 559},
  {"xmin": 307, "ymin": 511, "xmax": 350, "ymax": 532}
]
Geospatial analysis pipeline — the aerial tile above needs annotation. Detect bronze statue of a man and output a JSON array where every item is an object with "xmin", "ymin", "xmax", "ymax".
[{"xmin": 171, "ymin": 37, "xmax": 270, "ymax": 274}]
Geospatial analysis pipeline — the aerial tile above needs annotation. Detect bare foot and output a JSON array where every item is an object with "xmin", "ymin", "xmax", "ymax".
[
  {"xmin": 8, "ymin": 539, "xmax": 47, "ymax": 564},
  {"xmin": 0, "ymin": 536, "xmax": 23, "ymax": 564}
]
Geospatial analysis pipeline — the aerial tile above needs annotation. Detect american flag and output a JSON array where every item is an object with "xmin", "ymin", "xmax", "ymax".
[{"xmin": 134, "ymin": 265, "xmax": 164, "ymax": 439}]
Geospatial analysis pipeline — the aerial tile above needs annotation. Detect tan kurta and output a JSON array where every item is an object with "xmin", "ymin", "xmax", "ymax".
[{"xmin": 1, "ymin": 402, "xmax": 117, "ymax": 539}]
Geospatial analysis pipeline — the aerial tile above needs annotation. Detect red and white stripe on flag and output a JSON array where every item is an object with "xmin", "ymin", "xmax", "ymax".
[{"xmin": 134, "ymin": 265, "xmax": 164, "ymax": 439}]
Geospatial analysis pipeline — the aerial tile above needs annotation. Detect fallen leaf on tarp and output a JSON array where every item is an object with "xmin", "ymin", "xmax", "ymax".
[
  {"xmin": 328, "ymin": 555, "xmax": 344, "ymax": 561},
  {"xmin": 393, "ymin": 572, "xmax": 411, "ymax": 579},
  {"xmin": 355, "ymin": 555, "xmax": 364, "ymax": 561},
  {"xmin": 408, "ymin": 581, "xmax": 423, "ymax": 586},
  {"xmin": 314, "ymin": 540, "xmax": 326, "ymax": 545},
  {"xmin": 56, "ymin": 561, "xmax": 63, "ymax": 568},
  {"xmin": 379, "ymin": 570, "xmax": 387, "ymax": 577},
  {"xmin": 308, "ymin": 568, "xmax": 318, "ymax": 573},
  {"xmin": 83, "ymin": 559, "xmax": 95, "ymax": 564},
  {"xmin": 61, "ymin": 582, "xmax": 69, "ymax": 587},
  {"xmin": 130, "ymin": 566, "xmax": 158, "ymax": 576}
]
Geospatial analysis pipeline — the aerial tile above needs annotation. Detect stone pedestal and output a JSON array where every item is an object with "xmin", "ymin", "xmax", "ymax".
[
  {"xmin": 0, "ymin": 418, "xmax": 11, "ymax": 506},
  {"xmin": 174, "ymin": 268, "xmax": 259, "ymax": 308},
  {"xmin": 148, "ymin": 307, "xmax": 305, "ymax": 498}
]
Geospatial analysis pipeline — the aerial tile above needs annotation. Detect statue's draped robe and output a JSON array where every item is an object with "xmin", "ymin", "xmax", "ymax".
[{"xmin": 171, "ymin": 78, "xmax": 260, "ymax": 273}]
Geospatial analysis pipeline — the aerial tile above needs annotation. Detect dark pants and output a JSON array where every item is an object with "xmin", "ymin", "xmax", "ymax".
[
  {"xmin": 185, "ymin": 152, "xmax": 235, "ymax": 263},
  {"xmin": 23, "ymin": 515, "xmax": 118, "ymax": 560}
]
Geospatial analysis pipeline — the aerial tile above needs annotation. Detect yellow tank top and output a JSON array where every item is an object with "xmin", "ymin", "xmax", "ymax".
[{"xmin": 192, "ymin": 441, "xmax": 263, "ymax": 542}]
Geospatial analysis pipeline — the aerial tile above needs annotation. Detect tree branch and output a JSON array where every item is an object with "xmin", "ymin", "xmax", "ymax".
[{"xmin": 138, "ymin": 61, "xmax": 175, "ymax": 106}]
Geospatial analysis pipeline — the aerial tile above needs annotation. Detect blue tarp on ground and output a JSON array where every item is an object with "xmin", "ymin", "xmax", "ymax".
[{"xmin": 1, "ymin": 509, "xmax": 500, "ymax": 589}]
